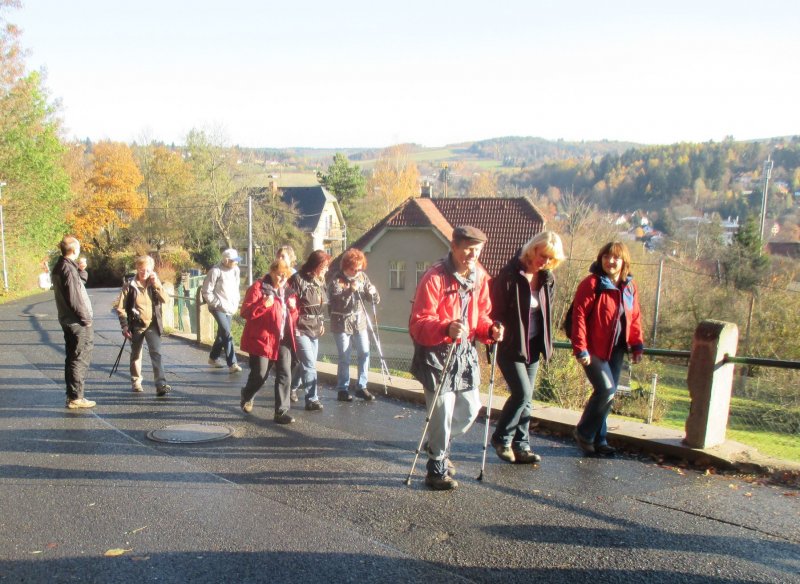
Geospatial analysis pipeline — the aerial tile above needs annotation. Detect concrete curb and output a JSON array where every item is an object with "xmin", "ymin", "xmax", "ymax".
[{"xmin": 170, "ymin": 331, "xmax": 800, "ymax": 478}]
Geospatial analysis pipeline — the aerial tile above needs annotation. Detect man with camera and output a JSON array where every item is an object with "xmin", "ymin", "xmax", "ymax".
[{"xmin": 115, "ymin": 255, "xmax": 171, "ymax": 395}]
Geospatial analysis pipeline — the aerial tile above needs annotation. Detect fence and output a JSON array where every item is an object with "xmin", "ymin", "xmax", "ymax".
[{"xmin": 317, "ymin": 326, "xmax": 800, "ymax": 463}]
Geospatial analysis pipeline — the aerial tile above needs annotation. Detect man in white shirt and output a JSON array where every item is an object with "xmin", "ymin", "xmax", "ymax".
[{"xmin": 202, "ymin": 248, "xmax": 242, "ymax": 373}]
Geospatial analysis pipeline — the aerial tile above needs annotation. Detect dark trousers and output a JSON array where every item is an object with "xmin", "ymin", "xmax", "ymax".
[
  {"xmin": 493, "ymin": 354, "xmax": 541, "ymax": 451},
  {"xmin": 576, "ymin": 346, "xmax": 626, "ymax": 446},
  {"xmin": 241, "ymin": 344, "xmax": 293, "ymax": 415},
  {"xmin": 62, "ymin": 322, "xmax": 93, "ymax": 400}
]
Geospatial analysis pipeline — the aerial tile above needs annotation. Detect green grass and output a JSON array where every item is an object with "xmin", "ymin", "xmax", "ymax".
[{"xmin": 646, "ymin": 370, "xmax": 800, "ymax": 463}]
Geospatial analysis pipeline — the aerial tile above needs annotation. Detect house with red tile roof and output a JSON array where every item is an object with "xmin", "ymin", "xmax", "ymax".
[{"xmin": 347, "ymin": 194, "xmax": 545, "ymax": 329}]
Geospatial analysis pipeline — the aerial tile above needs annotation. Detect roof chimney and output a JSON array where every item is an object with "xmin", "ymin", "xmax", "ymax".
[{"xmin": 420, "ymin": 181, "xmax": 432, "ymax": 199}]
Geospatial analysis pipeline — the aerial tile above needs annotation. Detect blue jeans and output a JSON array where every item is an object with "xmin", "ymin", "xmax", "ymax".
[
  {"xmin": 209, "ymin": 311, "xmax": 237, "ymax": 366},
  {"xmin": 334, "ymin": 329, "xmax": 370, "ymax": 392},
  {"xmin": 493, "ymin": 356, "xmax": 540, "ymax": 451},
  {"xmin": 576, "ymin": 346, "xmax": 626, "ymax": 446},
  {"xmin": 295, "ymin": 333, "xmax": 320, "ymax": 402}
]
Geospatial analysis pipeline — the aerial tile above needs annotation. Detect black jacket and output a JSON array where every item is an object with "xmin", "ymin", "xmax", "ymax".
[
  {"xmin": 490, "ymin": 255, "xmax": 554, "ymax": 363},
  {"xmin": 52, "ymin": 256, "xmax": 93, "ymax": 327},
  {"xmin": 288, "ymin": 270, "xmax": 327, "ymax": 338}
]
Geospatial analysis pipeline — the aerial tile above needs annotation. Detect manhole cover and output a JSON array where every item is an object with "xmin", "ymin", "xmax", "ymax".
[{"xmin": 147, "ymin": 423, "xmax": 233, "ymax": 444}]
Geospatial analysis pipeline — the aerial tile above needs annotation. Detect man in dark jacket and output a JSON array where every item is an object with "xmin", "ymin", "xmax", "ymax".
[{"xmin": 51, "ymin": 235, "xmax": 95, "ymax": 409}]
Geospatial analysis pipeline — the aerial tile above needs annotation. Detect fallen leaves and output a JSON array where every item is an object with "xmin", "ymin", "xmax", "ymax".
[{"xmin": 104, "ymin": 548, "xmax": 133, "ymax": 557}]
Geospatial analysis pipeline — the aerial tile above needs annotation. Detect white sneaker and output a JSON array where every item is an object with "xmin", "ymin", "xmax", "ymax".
[
  {"xmin": 208, "ymin": 358, "xmax": 224, "ymax": 368},
  {"xmin": 229, "ymin": 363, "xmax": 242, "ymax": 373}
]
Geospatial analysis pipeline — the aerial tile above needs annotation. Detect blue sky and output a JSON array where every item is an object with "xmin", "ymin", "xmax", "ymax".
[{"xmin": 11, "ymin": 0, "xmax": 800, "ymax": 148}]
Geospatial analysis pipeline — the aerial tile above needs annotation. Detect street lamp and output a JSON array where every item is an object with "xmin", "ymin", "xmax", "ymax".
[{"xmin": 0, "ymin": 181, "xmax": 7, "ymax": 292}]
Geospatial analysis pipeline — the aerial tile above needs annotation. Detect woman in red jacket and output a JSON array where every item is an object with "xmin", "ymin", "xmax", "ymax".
[
  {"xmin": 571, "ymin": 241, "xmax": 644, "ymax": 456},
  {"xmin": 239, "ymin": 258, "xmax": 298, "ymax": 424}
]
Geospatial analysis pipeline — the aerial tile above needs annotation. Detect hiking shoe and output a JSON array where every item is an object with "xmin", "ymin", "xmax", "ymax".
[
  {"xmin": 595, "ymin": 444, "xmax": 617, "ymax": 457},
  {"xmin": 305, "ymin": 400, "xmax": 324, "ymax": 411},
  {"xmin": 337, "ymin": 390, "xmax": 353, "ymax": 402},
  {"xmin": 446, "ymin": 459, "xmax": 456, "ymax": 478},
  {"xmin": 229, "ymin": 363, "xmax": 242, "ymax": 373},
  {"xmin": 132, "ymin": 384, "xmax": 144, "ymax": 393},
  {"xmin": 355, "ymin": 388, "xmax": 375, "ymax": 401},
  {"xmin": 425, "ymin": 473, "xmax": 458, "ymax": 491},
  {"xmin": 240, "ymin": 389, "xmax": 253, "ymax": 413},
  {"xmin": 491, "ymin": 437, "xmax": 515, "ymax": 463},
  {"xmin": 290, "ymin": 389, "xmax": 299, "ymax": 403},
  {"xmin": 156, "ymin": 384, "xmax": 171, "ymax": 397},
  {"xmin": 66, "ymin": 397, "xmax": 96, "ymax": 409},
  {"xmin": 208, "ymin": 358, "xmax": 224, "ymax": 368},
  {"xmin": 274, "ymin": 412, "xmax": 295, "ymax": 425},
  {"xmin": 573, "ymin": 429, "xmax": 596, "ymax": 455},
  {"xmin": 513, "ymin": 449, "xmax": 542, "ymax": 464}
]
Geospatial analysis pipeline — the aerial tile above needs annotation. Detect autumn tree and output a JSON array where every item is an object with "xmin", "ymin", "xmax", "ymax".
[
  {"xmin": 185, "ymin": 129, "xmax": 246, "ymax": 249},
  {"xmin": 466, "ymin": 172, "xmax": 498, "ymax": 197},
  {"xmin": 131, "ymin": 143, "xmax": 192, "ymax": 250},
  {"xmin": 67, "ymin": 141, "xmax": 145, "ymax": 256},
  {"xmin": 360, "ymin": 144, "xmax": 419, "ymax": 233}
]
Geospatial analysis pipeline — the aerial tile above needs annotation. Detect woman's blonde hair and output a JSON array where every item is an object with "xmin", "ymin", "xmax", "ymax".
[
  {"xmin": 135, "ymin": 255, "xmax": 155, "ymax": 269},
  {"xmin": 520, "ymin": 231, "xmax": 565, "ymax": 271}
]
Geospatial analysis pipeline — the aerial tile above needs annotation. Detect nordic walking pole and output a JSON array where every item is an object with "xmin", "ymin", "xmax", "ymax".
[
  {"xmin": 477, "ymin": 343, "xmax": 499, "ymax": 481},
  {"xmin": 356, "ymin": 290, "xmax": 392, "ymax": 393},
  {"xmin": 109, "ymin": 336, "xmax": 127, "ymax": 377},
  {"xmin": 404, "ymin": 339, "xmax": 459, "ymax": 486}
]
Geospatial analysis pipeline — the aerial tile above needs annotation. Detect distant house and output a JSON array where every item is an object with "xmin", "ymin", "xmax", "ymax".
[
  {"xmin": 251, "ymin": 183, "xmax": 346, "ymax": 257},
  {"xmin": 346, "ymin": 194, "xmax": 545, "ymax": 329}
]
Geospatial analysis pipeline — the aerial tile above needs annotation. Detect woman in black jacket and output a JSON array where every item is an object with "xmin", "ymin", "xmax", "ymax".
[
  {"xmin": 288, "ymin": 250, "xmax": 331, "ymax": 411},
  {"xmin": 490, "ymin": 231, "xmax": 565, "ymax": 463}
]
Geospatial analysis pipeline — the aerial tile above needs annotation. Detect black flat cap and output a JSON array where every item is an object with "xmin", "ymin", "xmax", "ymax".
[{"xmin": 452, "ymin": 225, "xmax": 488, "ymax": 243}]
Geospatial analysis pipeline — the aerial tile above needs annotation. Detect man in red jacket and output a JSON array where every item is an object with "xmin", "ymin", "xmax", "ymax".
[{"xmin": 409, "ymin": 226, "xmax": 504, "ymax": 490}]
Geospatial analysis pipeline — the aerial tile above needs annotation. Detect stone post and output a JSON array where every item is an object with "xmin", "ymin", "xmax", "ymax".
[
  {"xmin": 195, "ymin": 288, "xmax": 216, "ymax": 345},
  {"xmin": 161, "ymin": 282, "xmax": 175, "ymax": 330},
  {"xmin": 684, "ymin": 320, "xmax": 739, "ymax": 449}
]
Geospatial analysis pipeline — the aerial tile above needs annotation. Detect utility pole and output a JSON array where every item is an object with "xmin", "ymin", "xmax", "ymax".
[
  {"xmin": 0, "ymin": 181, "xmax": 8, "ymax": 292},
  {"xmin": 758, "ymin": 156, "xmax": 773, "ymax": 240},
  {"xmin": 743, "ymin": 156, "xmax": 773, "ymax": 372},
  {"xmin": 247, "ymin": 194, "xmax": 253, "ymax": 286}
]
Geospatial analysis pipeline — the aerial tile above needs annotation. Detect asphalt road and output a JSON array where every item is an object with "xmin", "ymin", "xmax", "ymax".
[{"xmin": 1, "ymin": 289, "xmax": 798, "ymax": 583}]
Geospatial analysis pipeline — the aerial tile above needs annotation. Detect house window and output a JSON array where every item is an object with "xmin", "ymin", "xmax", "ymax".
[
  {"xmin": 389, "ymin": 261, "xmax": 406, "ymax": 290},
  {"xmin": 416, "ymin": 262, "xmax": 431, "ymax": 286}
]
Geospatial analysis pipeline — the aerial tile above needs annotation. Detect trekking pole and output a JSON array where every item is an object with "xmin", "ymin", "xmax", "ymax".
[
  {"xmin": 477, "ymin": 343, "xmax": 499, "ymax": 481},
  {"xmin": 109, "ymin": 336, "xmax": 127, "ymax": 378},
  {"xmin": 356, "ymin": 291, "xmax": 392, "ymax": 394},
  {"xmin": 404, "ymin": 339, "xmax": 459, "ymax": 486},
  {"xmin": 404, "ymin": 295, "xmax": 472, "ymax": 486}
]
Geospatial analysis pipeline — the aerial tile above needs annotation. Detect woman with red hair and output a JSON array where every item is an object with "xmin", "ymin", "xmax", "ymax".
[
  {"xmin": 328, "ymin": 249, "xmax": 380, "ymax": 402},
  {"xmin": 239, "ymin": 258, "xmax": 299, "ymax": 424}
]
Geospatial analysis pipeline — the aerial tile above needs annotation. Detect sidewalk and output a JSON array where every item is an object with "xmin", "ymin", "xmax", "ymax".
[{"xmin": 172, "ymin": 331, "xmax": 800, "ymax": 479}]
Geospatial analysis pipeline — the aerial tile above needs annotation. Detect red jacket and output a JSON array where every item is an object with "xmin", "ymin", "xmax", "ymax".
[
  {"xmin": 409, "ymin": 258, "xmax": 494, "ymax": 347},
  {"xmin": 570, "ymin": 268, "xmax": 644, "ymax": 361},
  {"xmin": 240, "ymin": 279, "xmax": 298, "ymax": 360}
]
